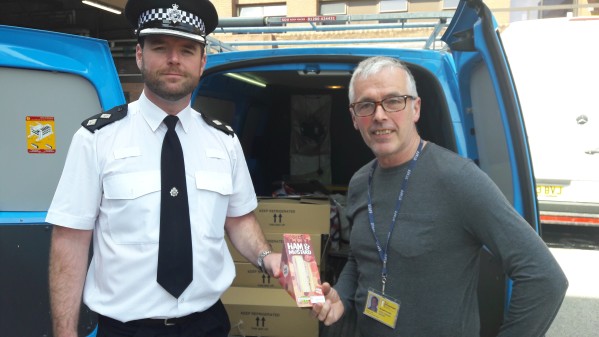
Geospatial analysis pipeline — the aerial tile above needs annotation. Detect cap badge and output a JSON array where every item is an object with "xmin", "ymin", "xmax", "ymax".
[{"xmin": 167, "ymin": 4, "xmax": 183, "ymax": 25}]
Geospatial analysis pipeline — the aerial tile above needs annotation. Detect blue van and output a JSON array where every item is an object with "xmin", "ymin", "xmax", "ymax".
[{"xmin": 0, "ymin": 1, "xmax": 536, "ymax": 336}]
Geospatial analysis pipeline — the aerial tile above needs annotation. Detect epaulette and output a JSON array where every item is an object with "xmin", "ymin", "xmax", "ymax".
[
  {"xmin": 200, "ymin": 111, "xmax": 235, "ymax": 137},
  {"xmin": 81, "ymin": 104, "xmax": 128, "ymax": 133}
]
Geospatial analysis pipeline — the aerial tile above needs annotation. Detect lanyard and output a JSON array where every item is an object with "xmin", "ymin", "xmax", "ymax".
[{"xmin": 367, "ymin": 139, "xmax": 423, "ymax": 294}]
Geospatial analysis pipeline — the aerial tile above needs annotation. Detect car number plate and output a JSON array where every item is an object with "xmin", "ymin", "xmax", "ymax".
[{"xmin": 536, "ymin": 184, "xmax": 563, "ymax": 198}]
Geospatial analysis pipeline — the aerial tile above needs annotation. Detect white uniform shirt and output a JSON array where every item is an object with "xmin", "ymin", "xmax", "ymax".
[{"xmin": 46, "ymin": 92, "xmax": 257, "ymax": 322}]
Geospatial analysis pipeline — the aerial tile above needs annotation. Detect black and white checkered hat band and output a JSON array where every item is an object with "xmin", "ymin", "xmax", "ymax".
[{"xmin": 138, "ymin": 8, "xmax": 206, "ymax": 35}]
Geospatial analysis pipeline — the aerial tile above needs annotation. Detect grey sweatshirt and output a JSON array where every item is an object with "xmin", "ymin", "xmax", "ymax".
[{"xmin": 335, "ymin": 143, "xmax": 568, "ymax": 337}]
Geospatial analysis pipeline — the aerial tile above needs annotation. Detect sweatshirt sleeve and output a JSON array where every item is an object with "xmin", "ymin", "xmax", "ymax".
[
  {"xmin": 458, "ymin": 161, "xmax": 568, "ymax": 336},
  {"xmin": 333, "ymin": 251, "xmax": 359, "ymax": 312}
]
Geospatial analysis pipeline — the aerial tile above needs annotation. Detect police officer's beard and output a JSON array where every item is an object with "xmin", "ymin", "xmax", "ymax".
[{"xmin": 140, "ymin": 65, "xmax": 196, "ymax": 102}]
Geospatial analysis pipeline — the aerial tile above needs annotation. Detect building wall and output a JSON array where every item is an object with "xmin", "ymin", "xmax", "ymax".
[
  {"xmin": 210, "ymin": 0, "xmax": 487, "ymax": 51},
  {"xmin": 211, "ymin": 0, "xmax": 598, "ymax": 20},
  {"xmin": 210, "ymin": 0, "xmax": 513, "ymax": 19},
  {"xmin": 212, "ymin": 0, "xmax": 235, "ymax": 17},
  {"xmin": 207, "ymin": 0, "xmax": 596, "ymax": 51},
  {"xmin": 287, "ymin": 0, "xmax": 318, "ymax": 16}
]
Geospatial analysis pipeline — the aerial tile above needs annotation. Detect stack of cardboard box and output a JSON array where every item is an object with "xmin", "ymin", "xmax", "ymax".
[{"xmin": 224, "ymin": 197, "xmax": 331, "ymax": 337}]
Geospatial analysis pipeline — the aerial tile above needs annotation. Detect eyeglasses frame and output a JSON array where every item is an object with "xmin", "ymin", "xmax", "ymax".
[{"xmin": 349, "ymin": 95, "xmax": 416, "ymax": 117}]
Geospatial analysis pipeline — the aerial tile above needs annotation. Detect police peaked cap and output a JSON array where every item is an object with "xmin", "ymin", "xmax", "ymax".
[{"xmin": 125, "ymin": 0, "xmax": 218, "ymax": 44}]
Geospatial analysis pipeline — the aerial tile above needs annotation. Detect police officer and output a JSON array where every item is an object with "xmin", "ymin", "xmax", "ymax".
[{"xmin": 47, "ymin": 1, "xmax": 281, "ymax": 336}]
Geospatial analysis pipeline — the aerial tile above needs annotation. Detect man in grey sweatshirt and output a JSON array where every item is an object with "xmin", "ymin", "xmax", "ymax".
[{"xmin": 311, "ymin": 56, "xmax": 568, "ymax": 337}]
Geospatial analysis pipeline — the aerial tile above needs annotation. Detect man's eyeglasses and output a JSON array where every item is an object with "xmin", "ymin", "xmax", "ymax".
[{"xmin": 349, "ymin": 95, "xmax": 415, "ymax": 117}]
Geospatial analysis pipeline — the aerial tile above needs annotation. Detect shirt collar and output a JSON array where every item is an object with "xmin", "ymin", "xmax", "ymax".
[{"xmin": 139, "ymin": 91, "xmax": 193, "ymax": 133}]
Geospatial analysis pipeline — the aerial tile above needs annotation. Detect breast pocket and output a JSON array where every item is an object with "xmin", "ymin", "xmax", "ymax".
[
  {"xmin": 195, "ymin": 171, "xmax": 232, "ymax": 239},
  {"xmin": 103, "ymin": 171, "xmax": 161, "ymax": 244},
  {"xmin": 394, "ymin": 213, "xmax": 437, "ymax": 258}
]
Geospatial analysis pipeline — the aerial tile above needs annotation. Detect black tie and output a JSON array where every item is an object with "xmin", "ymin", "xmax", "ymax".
[{"xmin": 157, "ymin": 115, "xmax": 193, "ymax": 298}]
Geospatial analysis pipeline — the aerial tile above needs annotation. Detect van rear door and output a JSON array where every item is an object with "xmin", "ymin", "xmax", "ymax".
[
  {"xmin": 442, "ymin": 1, "xmax": 538, "ymax": 335},
  {"xmin": 443, "ymin": 0, "xmax": 537, "ymax": 230},
  {"xmin": 0, "ymin": 25, "xmax": 124, "ymax": 337}
]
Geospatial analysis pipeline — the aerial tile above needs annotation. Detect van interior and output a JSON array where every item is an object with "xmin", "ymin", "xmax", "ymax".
[{"xmin": 194, "ymin": 56, "xmax": 456, "ymax": 196}]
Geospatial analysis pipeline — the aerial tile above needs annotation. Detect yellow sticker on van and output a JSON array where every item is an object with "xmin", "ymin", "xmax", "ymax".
[{"xmin": 26, "ymin": 116, "xmax": 56, "ymax": 154}]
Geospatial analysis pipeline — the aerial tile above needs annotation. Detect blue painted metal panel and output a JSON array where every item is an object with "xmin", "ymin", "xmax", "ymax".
[
  {"xmin": 0, "ymin": 25, "xmax": 124, "ymax": 336},
  {"xmin": 206, "ymin": 46, "xmax": 443, "ymax": 69},
  {"xmin": 0, "ymin": 212, "xmax": 47, "ymax": 225},
  {"xmin": 0, "ymin": 25, "xmax": 125, "ymax": 111},
  {"xmin": 442, "ymin": 1, "xmax": 537, "ymax": 226}
]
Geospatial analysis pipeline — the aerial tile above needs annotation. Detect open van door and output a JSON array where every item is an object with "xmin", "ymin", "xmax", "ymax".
[
  {"xmin": 0, "ymin": 25, "xmax": 125, "ymax": 336},
  {"xmin": 443, "ymin": 0, "xmax": 537, "ymax": 230},
  {"xmin": 442, "ymin": 0, "xmax": 538, "ymax": 335}
]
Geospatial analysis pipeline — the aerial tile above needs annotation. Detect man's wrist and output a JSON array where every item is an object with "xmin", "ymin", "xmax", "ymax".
[{"xmin": 256, "ymin": 249, "xmax": 273, "ymax": 274}]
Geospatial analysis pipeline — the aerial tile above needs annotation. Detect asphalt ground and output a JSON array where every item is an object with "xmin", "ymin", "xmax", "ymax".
[{"xmin": 543, "ymin": 225, "xmax": 599, "ymax": 337}]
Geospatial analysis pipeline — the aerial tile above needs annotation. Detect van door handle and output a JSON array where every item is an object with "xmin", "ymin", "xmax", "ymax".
[{"xmin": 585, "ymin": 149, "xmax": 599, "ymax": 155}]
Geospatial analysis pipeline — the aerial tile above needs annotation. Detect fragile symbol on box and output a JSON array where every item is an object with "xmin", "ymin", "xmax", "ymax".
[{"xmin": 280, "ymin": 233, "xmax": 325, "ymax": 307}]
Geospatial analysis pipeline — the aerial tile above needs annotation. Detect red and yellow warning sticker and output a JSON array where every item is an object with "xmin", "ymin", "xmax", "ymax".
[{"xmin": 26, "ymin": 116, "xmax": 56, "ymax": 154}]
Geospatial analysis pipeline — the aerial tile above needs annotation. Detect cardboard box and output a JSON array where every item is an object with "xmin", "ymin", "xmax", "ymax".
[
  {"xmin": 255, "ymin": 197, "xmax": 330, "ymax": 234},
  {"xmin": 232, "ymin": 262, "xmax": 279, "ymax": 288},
  {"xmin": 227, "ymin": 233, "xmax": 326, "ymax": 265},
  {"xmin": 280, "ymin": 234, "xmax": 325, "ymax": 307},
  {"xmin": 223, "ymin": 287, "xmax": 318, "ymax": 337}
]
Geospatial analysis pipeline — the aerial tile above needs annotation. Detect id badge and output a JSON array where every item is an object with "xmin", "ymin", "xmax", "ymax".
[{"xmin": 363, "ymin": 288, "xmax": 400, "ymax": 329}]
